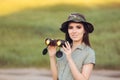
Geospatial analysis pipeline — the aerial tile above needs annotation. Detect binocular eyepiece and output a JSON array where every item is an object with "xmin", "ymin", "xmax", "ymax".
[{"xmin": 42, "ymin": 38, "xmax": 66, "ymax": 58}]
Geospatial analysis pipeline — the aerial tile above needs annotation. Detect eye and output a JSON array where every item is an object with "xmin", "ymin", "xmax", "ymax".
[
  {"xmin": 76, "ymin": 25, "xmax": 82, "ymax": 29},
  {"xmin": 68, "ymin": 26, "xmax": 73, "ymax": 29}
]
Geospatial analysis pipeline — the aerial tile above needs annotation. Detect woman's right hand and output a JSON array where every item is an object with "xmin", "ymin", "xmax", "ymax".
[
  {"xmin": 48, "ymin": 46, "xmax": 57, "ymax": 57},
  {"xmin": 48, "ymin": 46, "xmax": 58, "ymax": 80}
]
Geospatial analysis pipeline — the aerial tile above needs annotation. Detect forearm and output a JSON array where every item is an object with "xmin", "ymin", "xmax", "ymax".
[
  {"xmin": 50, "ymin": 56, "xmax": 58, "ymax": 80},
  {"xmin": 67, "ymin": 56, "xmax": 87, "ymax": 80}
]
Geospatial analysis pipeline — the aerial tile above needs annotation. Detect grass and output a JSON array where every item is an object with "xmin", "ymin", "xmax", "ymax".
[{"xmin": 0, "ymin": 4, "xmax": 120, "ymax": 69}]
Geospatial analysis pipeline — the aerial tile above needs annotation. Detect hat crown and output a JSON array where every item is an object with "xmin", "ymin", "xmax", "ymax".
[
  {"xmin": 68, "ymin": 13, "xmax": 86, "ymax": 22},
  {"xmin": 60, "ymin": 13, "xmax": 94, "ymax": 33}
]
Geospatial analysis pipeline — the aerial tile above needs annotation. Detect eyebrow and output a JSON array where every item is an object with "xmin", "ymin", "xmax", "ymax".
[{"xmin": 68, "ymin": 24, "xmax": 82, "ymax": 27}]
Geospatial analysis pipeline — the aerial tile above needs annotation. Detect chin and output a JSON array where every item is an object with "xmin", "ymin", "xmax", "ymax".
[{"xmin": 72, "ymin": 39, "xmax": 80, "ymax": 42}]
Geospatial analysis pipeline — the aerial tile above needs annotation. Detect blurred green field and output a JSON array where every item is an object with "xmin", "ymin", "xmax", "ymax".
[{"xmin": 0, "ymin": 4, "xmax": 120, "ymax": 69}]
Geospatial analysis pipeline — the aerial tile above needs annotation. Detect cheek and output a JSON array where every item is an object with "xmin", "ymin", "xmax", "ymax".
[
  {"xmin": 68, "ymin": 29, "xmax": 72, "ymax": 35},
  {"xmin": 78, "ymin": 29, "xmax": 85, "ymax": 34},
  {"xmin": 78, "ymin": 30, "xmax": 85, "ymax": 38}
]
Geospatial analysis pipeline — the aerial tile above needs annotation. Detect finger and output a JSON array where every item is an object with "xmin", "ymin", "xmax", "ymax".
[
  {"xmin": 66, "ymin": 41, "xmax": 71, "ymax": 48},
  {"xmin": 48, "ymin": 46, "xmax": 53, "ymax": 49},
  {"xmin": 65, "ymin": 42, "xmax": 69, "ymax": 49},
  {"xmin": 48, "ymin": 45, "xmax": 57, "ymax": 50},
  {"xmin": 65, "ymin": 41, "xmax": 71, "ymax": 50},
  {"xmin": 62, "ymin": 45, "xmax": 68, "ymax": 51},
  {"xmin": 63, "ymin": 45, "xmax": 71, "ymax": 52}
]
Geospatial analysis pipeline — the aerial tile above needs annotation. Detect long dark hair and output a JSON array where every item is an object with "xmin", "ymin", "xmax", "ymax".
[{"xmin": 65, "ymin": 22, "xmax": 91, "ymax": 47}]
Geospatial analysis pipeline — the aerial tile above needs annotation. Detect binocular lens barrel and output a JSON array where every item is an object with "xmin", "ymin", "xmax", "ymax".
[
  {"xmin": 56, "ymin": 40, "xmax": 61, "ymax": 46},
  {"xmin": 45, "ymin": 38, "xmax": 65, "ymax": 47},
  {"xmin": 57, "ymin": 40, "xmax": 66, "ymax": 47},
  {"xmin": 45, "ymin": 39, "xmax": 50, "ymax": 45},
  {"xmin": 45, "ymin": 38, "xmax": 56, "ymax": 46}
]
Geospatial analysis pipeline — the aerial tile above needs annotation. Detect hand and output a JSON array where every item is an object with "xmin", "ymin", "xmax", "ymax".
[
  {"xmin": 62, "ymin": 41, "xmax": 72, "ymax": 59},
  {"xmin": 48, "ymin": 46, "xmax": 57, "ymax": 57}
]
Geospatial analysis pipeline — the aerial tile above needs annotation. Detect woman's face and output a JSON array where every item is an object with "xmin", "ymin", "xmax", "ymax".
[{"xmin": 68, "ymin": 22, "xmax": 85, "ymax": 42}]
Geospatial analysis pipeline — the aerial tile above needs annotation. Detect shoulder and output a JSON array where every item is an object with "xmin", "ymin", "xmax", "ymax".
[
  {"xmin": 83, "ymin": 46, "xmax": 96, "ymax": 65},
  {"xmin": 86, "ymin": 46, "xmax": 95, "ymax": 55}
]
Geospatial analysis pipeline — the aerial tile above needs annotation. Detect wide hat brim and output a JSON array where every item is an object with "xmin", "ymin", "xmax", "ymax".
[{"xmin": 60, "ymin": 20, "xmax": 94, "ymax": 33}]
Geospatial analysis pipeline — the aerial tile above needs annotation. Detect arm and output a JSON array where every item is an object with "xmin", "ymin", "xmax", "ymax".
[
  {"xmin": 48, "ymin": 46, "xmax": 58, "ymax": 80},
  {"xmin": 67, "ymin": 56, "xmax": 93, "ymax": 80},
  {"xmin": 62, "ymin": 42, "xmax": 94, "ymax": 80},
  {"xmin": 49, "ymin": 56, "xmax": 58, "ymax": 80}
]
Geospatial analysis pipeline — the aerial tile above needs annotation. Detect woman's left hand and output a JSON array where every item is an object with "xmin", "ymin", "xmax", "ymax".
[{"xmin": 62, "ymin": 41, "xmax": 72, "ymax": 59}]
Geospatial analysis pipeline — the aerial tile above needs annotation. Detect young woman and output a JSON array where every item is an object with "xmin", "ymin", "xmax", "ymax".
[{"xmin": 48, "ymin": 13, "xmax": 95, "ymax": 80}]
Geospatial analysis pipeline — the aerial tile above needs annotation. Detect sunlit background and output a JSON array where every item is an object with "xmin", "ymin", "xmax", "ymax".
[
  {"xmin": 0, "ymin": 0, "xmax": 120, "ymax": 70},
  {"xmin": 0, "ymin": 0, "xmax": 120, "ymax": 16}
]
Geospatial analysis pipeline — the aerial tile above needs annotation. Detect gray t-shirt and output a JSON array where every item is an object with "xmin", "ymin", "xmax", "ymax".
[{"xmin": 57, "ymin": 43, "xmax": 95, "ymax": 80}]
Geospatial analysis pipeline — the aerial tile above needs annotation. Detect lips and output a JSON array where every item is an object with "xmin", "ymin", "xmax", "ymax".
[{"xmin": 71, "ymin": 35, "xmax": 78, "ymax": 38}]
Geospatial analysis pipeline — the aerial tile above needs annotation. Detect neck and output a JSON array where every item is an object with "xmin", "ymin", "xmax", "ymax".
[{"xmin": 72, "ymin": 40, "xmax": 83, "ymax": 49}]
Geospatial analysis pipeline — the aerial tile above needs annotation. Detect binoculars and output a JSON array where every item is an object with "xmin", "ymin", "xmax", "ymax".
[
  {"xmin": 45, "ymin": 38, "xmax": 66, "ymax": 47},
  {"xmin": 42, "ymin": 38, "xmax": 66, "ymax": 58}
]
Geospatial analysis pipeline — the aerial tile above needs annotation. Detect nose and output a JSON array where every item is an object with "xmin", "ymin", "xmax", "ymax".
[{"xmin": 72, "ymin": 28, "xmax": 77, "ymax": 33}]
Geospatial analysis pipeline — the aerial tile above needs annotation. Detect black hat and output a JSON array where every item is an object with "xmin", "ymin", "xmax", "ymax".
[{"xmin": 60, "ymin": 13, "xmax": 94, "ymax": 33}]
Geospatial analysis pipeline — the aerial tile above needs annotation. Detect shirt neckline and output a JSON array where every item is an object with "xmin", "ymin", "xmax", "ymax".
[{"xmin": 75, "ymin": 43, "xmax": 86, "ymax": 50}]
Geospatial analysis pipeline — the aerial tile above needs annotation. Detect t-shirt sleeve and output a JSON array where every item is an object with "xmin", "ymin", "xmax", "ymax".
[{"xmin": 83, "ymin": 49, "xmax": 95, "ymax": 65}]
